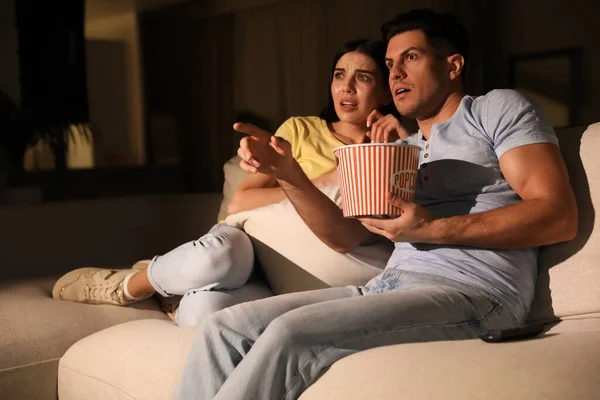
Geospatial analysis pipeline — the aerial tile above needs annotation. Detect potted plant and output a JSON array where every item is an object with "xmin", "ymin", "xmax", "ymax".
[{"xmin": 0, "ymin": 90, "xmax": 92, "ymax": 201}]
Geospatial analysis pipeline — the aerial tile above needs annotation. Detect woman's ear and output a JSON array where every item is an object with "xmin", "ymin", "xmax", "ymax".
[{"xmin": 447, "ymin": 54, "xmax": 465, "ymax": 81}]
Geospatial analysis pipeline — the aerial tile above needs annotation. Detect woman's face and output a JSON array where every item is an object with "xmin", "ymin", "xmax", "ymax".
[{"xmin": 331, "ymin": 51, "xmax": 391, "ymax": 126}]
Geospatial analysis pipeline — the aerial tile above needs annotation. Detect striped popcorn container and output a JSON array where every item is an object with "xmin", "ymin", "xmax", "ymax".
[{"xmin": 333, "ymin": 143, "xmax": 421, "ymax": 217}]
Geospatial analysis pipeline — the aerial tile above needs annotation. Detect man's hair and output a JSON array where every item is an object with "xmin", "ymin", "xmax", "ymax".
[{"xmin": 381, "ymin": 9, "xmax": 470, "ymax": 64}]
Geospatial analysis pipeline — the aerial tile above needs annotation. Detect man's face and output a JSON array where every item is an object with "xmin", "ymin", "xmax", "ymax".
[{"xmin": 385, "ymin": 30, "xmax": 452, "ymax": 120}]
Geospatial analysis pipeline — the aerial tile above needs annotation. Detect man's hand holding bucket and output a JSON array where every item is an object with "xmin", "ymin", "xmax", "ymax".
[{"xmin": 358, "ymin": 192, "xmax": 437, "ymax": 243}]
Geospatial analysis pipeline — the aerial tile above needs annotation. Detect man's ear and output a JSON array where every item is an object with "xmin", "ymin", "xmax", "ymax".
[{"xmin": 447, "ymin": 54, "xmax": 465, "ymax": 81}]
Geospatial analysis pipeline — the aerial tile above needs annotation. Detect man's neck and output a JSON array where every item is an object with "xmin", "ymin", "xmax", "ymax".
[
  {"xmin": 417, "ymin": 91, "xmax": 464, "ymax": 139},
  {"xmin": 330, "ymin": 120, "xmax": 368, "ymax": 144}
]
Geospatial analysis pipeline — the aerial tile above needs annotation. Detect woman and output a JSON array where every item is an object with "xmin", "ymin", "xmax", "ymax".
[{"xmin": 52, "ymin": 39, "xmax": 407, "ymax": 327}]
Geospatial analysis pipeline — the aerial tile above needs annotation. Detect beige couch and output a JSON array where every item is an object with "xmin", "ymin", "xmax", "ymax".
[{"xmin": 1, "ymin": 123, "xmax": 599, "ymax": 399}]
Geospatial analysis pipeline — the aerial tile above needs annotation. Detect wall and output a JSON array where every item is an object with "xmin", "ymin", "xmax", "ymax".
[
  {"xmin": 85, "ymin": 11, "xmax": 146, "ymax": 165},
  {"xmin": 141, "ymin": 10, "xmax": 235, "ymax": 192},
  {"xmin": 231, "ymin": 0, "xmax": 468, "ymax": 132},
  {"xmin": 85, "ymin": 39, "xmax": 129, "ymax": 167},
  {"xmin": 0, "ymin": 193, "xmax": 219, "ymax": 280},
  {"xmin": 0, "ymin": 0, "xmax": 20, "ymax": 103},
  {"xmin": 140, "ymin": 0, "xmax": 477, "ymax": 192},
  {"xmin": 483, "ymin": 0, "xmax": 600, "ymax": 125},
  {"xmin": 215, "ymin": 0, "xmax": 600, "ymax": 127}
]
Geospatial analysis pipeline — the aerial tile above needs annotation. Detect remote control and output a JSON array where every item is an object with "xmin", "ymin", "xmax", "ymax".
[{"xmin": 479, "ymin": 323, "xmax": 546, "ymax": 343}]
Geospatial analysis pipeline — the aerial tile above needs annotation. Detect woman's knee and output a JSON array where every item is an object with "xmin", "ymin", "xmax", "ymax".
[
  {"xmin": 182, "ymin": 227, "xmax": 254, "ymax": 288},
  {"xmin": 201, "ymin": 226, "xmax": 252, "ymax": 267}
]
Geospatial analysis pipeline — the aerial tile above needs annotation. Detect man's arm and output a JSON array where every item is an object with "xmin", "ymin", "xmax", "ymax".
[
  {"xmin": 360, "ymin": 143, "xmax": 578, "ymax": 249},
  {"xmin": 277, "ymin": 164, "xmax": 372, "ymax": 253},
  {"xmin": 235, "ymin": 122, "xmax": 372, "ymax": 252}
]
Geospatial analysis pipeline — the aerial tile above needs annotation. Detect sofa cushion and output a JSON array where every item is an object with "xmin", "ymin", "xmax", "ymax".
[
  {"xmin": 300, "ymin": 318, "xmax": 600, "ymax": 400},
  {"xmin": 0, "ymin": 277, "xmax": 169, "ymax": 400},
  {"xmin": 57, "ymin": 281, "xmax": 272, "ymax": 400},
  {"xmin": 58, "ymin": 314, "xmax": 600, "ymax": 400},
  {"xmin": 245, "ymin": 209, "xmax": 391, "ymax": 294},
  {"xmin": 217, "ymin": 155, "xmax": 247, "ymax": 222},
  {"xmin": 59, "ymin": 320, "xmax": 194, "ymax": 400},
  {"xmin": 528, "ymin": 123, "xmax": 600, "ymax": 321},
  {"xmin": 219, "ymin": 154, "xmax": 392, "ymax": 294},
  {"xmin": 225, "ymin": 186, "xmax": 392, "ymax": 294}
]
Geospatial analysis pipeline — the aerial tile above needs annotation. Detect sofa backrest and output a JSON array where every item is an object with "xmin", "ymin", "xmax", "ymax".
[
  {"xmin": 0, "ymin": 194, "xmax": 223, "ymax": 281},
  {"xmin": 218, "ymin": 155, "xmax": 246, "ymax": 222},
  {"xmin": 528, "ymin": 123, "xmax": 600, "ymax": 322}
]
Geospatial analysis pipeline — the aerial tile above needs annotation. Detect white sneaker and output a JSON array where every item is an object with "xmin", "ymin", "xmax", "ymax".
[{"xmin": 52, "ymin": 267, "xmax": 149, "ymax": 306}]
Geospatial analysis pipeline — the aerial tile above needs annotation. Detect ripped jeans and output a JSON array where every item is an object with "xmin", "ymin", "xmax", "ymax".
[{"xmin": 146, "ymin": 224, "xmax": 272, "ymax": 326}]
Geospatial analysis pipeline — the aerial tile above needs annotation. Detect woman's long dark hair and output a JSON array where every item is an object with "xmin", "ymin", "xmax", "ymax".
[{"xmin": 320, "ymin": 39, "xmax": 400, "ymax": 123}]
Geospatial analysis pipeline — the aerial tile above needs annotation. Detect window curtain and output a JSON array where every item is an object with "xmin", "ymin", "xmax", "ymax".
[
  {"xmin": 183, "ymin": 14, "xmax": 235, "ymax": 192},
  {"xmin": 142, "ymin": 10, "xmax": 234, "ymax": 192}
]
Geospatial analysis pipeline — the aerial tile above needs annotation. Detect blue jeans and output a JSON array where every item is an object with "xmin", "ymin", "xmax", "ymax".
[
  {"xmin": 146, "ymin": 224, "xmax": 271, "ymax": 326},
  {"xmin": 174, "ymin": 269, "xmax": 520, "ymax": 400}
]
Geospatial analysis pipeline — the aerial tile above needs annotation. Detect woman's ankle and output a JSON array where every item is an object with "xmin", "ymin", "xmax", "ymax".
[{"xmin": 126, "ymin": 268, "xmax": 156, "ymax": 299}]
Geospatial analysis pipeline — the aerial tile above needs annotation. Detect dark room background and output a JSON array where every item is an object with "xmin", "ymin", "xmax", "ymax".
[{"xmin": 0, "ymin": 0, "xmax": 598, "ymax": 201}]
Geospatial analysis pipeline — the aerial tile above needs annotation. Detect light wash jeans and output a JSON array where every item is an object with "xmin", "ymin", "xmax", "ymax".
[
  {"xmin": 175, "ymin": 269, "xmax": 521, "ymax": 400},
  {"xmin": 146, "ymin": 224, "xmax": 271, "ymax": 326}
]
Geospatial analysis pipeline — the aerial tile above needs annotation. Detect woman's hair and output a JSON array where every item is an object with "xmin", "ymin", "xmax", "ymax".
[{"xmin": 320, "ymin": 39, "xmax": 400, "ymax": 123}]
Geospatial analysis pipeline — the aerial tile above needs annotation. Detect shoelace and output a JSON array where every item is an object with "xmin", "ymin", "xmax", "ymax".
[{"xmin": 84, "ymin": 282, "xmax": 124, "ymax": 304}]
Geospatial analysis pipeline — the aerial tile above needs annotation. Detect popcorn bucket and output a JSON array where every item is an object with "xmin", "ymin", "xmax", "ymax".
[{"xmin": 333, "ymin": 143, "xmax": 421, "ymax": 217}]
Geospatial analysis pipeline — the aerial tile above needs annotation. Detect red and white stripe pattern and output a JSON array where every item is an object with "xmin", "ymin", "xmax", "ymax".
[{"xmin": 334, "ymin": 143, "xmax": 420, "ymax": 217}]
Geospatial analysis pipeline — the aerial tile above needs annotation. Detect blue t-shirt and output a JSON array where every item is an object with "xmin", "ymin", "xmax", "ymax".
[{"xmin": 387, "ymin": 89, "xmax": 558, "ymax": 322}]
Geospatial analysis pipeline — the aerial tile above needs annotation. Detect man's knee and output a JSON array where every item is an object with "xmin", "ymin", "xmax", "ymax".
[
  {"xmin": 260, "ymin": 315, "xmax": 304, "ymax": 349},
  {"xmin": 194, "ymin": 306, "xmax": 231, "ymax": 336},
  {"xmin": 176, "ymin": 291, "xmax": 235, "ymax": 327}
]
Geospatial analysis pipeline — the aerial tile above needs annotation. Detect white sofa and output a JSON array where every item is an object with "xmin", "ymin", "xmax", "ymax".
[{"xmin": 1, "ymin": 123, "xmax": 599, "ymax": 399}]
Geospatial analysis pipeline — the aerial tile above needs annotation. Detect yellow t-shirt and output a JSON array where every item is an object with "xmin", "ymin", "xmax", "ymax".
[{"xmin": 274, "ymin": 116, "xmax": 344, "ymax": 180}]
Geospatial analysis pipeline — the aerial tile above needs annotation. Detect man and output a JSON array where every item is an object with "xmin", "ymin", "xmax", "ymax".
[{"xmin": 174, "ymin": 9, "xmax": 577, "ymax": 400}]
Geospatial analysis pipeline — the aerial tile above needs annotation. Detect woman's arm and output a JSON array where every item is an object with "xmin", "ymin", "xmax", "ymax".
[
  {"xmin": 227, "ymin": 168, "xmax": 339, "ymax": 216},
  {"xmin": 227, "ymin": 173, "xmax": 284, "ymax": 216}
]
